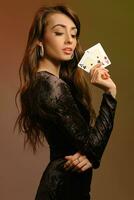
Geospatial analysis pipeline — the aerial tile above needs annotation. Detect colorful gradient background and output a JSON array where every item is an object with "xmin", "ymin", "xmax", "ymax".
[{"xmin": 0, "ymin": 0, "xmax": 133, "ymax": 199}]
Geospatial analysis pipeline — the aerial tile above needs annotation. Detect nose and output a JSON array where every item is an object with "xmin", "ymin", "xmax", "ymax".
[{"xmin": 64, "ymin": 33, "xmax": 73, "ymax": 44}]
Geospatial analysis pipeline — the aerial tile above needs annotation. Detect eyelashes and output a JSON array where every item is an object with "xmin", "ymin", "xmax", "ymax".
[
  {"xmin": 55, "ymin": 32, "xmax": 64, "ymax": 36},
  {"xmin": 54, "ymin": 32, "xmax": 77, "ymax": 38}
]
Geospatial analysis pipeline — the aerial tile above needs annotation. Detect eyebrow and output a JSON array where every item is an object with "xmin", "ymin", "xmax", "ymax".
[{"xmin": 51, "ymin": 24, "xmax": 77, "ymax": 30}]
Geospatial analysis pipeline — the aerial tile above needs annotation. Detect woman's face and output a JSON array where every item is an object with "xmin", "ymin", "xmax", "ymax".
[{"xmin": 42, "ymin": 13, "xmax": 78, "ymax": 62}]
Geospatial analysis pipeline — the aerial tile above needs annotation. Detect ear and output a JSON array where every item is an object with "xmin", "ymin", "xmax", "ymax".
[{"xmin": 36, "ymin": 40, "xmax": 43, "ymax": 47}]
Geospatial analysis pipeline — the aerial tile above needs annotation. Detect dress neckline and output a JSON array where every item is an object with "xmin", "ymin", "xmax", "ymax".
[
  {"xmin": 36, "ymin": 70, "xmax": 70, "ymax": 87},
  {"xmin": 36, "ymin": 70, "xmax": 59, "ymax": 78}
]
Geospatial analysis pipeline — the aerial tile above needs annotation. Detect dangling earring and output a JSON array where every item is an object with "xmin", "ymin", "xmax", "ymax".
[{"xmin": 40, "ymin": 45, "xmax": 44, "ymax": 57}]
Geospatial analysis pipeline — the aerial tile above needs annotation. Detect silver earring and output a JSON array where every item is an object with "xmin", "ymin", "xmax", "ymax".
[{"xmin": 40, "ymin": 45, "xmax": 44, "ymax": 57}]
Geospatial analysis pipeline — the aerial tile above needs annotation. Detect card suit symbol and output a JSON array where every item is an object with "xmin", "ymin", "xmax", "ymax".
[
  {"xmin": 83, "ymin": 66, "xmax": 86, "ymax": 69},
  {"xmin": 104, "ymin": 56, "xmax": 109, "ymax": 64}
]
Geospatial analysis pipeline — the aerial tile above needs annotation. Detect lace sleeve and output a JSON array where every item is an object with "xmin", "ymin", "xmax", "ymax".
[{"xmin": 38, "ymin": 77, "xmax": 117, "ymax": 168}]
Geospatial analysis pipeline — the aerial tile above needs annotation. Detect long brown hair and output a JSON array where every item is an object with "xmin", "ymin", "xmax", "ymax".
[{"xmin": 15, "ymin": 5, "xmax": 96, "ymax": 152}]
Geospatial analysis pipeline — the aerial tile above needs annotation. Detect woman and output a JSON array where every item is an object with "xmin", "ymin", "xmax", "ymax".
[{"xmin": 15, "ymin": 5, "xmax": 117, "ymax": 200}]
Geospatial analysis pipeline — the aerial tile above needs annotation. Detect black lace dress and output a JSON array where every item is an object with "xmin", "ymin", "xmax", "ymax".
[{"xmin": 27, "ymin": 71, "xmax": 117, "ymax": 200}]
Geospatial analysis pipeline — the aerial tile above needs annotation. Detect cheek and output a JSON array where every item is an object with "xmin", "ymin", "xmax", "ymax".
[
  {"xmin": 45, "ymin": 42, "xmax": 60, "ymax": 54},
  {"xmin": 44, "ymin": 40, "xmax": 62, "ymax": 58},
  {"xmin": 44, "ymin": 35, "xmax": 60, "ymax": 51}
]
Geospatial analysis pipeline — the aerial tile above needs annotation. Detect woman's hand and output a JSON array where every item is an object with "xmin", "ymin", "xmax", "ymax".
[
  {"xmin": 64, "ymin": 152, "xmax": 92, "ymax": 172},
  {"xmin": 90, "ymin": 64, "xmax": 117, "ymax": 98}
]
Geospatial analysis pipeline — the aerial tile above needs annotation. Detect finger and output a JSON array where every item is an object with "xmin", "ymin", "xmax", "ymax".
[
  {"xmin": 101, "ymin": 72, "xmax": 110, "ymax": 80},
  {"xmin": 64, "ymin": 156, "xmax": 81, "ymax": 169},
  {"xmin": 90, "ymin": 63, "xmax": 102, "ymax": 77},
  {"xmin": 72, "ymin": 159, "xmax": 92, "ymax": 172},
  {"xmin": 76, "ymin": 161, "xmax": 92, "ymax": 172},
  {"xmin": 72, "ymin": 163, "xmax": 91, "ymax": 173},
  {"xmin": 77, "ymin": 158, "xmax": 91, "ymax": 169},
  {"xmin": 91, "ymin": 65, "xmax": 109, "ymax": 76},
  {"xmin": 64, "ymin": 160, "xmax": 72, "ymax": 168},
  {"xmin": 104, "ymin": 68, "xmax": 109, "ymax": 72},
  {"xmin": 90, "ymin": 65, "xmax": 104, "ymax": 81},
  {"xmin": 64, "ymin": 155, "xmax": 80, "ymax": 169},
  {"xmin": 90, "ymin": 63, "xmax": 101, "ymax": 77},
  {"xmin": 72, "ymin": 158, "xmax": 80, "ymax": 166},
  {"xmin": 80, "ymin": 163, "xmax": 92, "ymax": 172},
  {"xmin": 101, "ymin": 68, "xmax": 110, "ymax": 74},
  {"xmin": 65, "ymin": 158, "xmax": 80, "ymax": 170},
  {"xmin": 73, "ymin": 155, "xmax": 87, "ymax": 165},
  {"xmin": 64, "ymin": 163, "xmax": 74, "ymax": 170},
  {"xmin": 65, "ymin": 152, "xmax": 80, "ymax": 161},
  {"xmin": 64, "ymin": 156, "xmax": 84, "ymax": 170},
  {"xmin": 70, "ymin": 152, "xmax": 81, "ymax": 161},
  {"xmin": 91, "ymin": 68, "xmax": 100, "ymax": 83},
  {"xmin": 91, "ymin": 68, "xmax": 109, "ymax": 83},
  {"xmin": 68, "ymin": 156, "xmax": 86, "ymax": 169},
  {"xmin": 71, "ymin": 158, "xmax": 89, "ymax": 171},
  {"xmin": 64, "ymin": 155, "xmax": 72, "ymax": 160},
  {"xmin": 64, "ymin": 153, "xmax": 88, "ymax": 171},
  {"xmin": 101, "ymin": 69, "xmax": 110, "ymax": 78},
  {"xmin": 100, "ymin": 70, "xmax": 110, "ymax": 80}
]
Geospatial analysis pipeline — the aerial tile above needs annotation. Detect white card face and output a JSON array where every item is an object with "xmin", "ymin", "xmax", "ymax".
[
  {"xmin": 78, "ymin": 52, "xmax": 97, "ymax": 72},
  {"xmin": 78, "ymin": 43, "xmax": 111, "ymax": 73}
]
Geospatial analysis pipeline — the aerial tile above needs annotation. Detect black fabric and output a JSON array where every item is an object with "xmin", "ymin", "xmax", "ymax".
[{"xmin": 29, "ymin": 71, "xmax": 117, "ymax": 200}]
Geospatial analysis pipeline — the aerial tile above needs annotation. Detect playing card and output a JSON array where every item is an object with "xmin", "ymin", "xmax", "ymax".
[
  {"xmin": 85, "ymin": 43, "xmax": 111, "ymax": 67},
  {"xmin": 78, "ymin": 52, "xmax": 97, "ymax": 73},
  {"xmin": 78, "ymin": 43, "xmax": 111, "ymax": 73}
]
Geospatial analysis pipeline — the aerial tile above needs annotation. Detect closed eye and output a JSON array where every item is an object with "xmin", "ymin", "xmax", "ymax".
[
  {"xmin": 55, "ymin": 32, "xmax": 64, "ymax": 36},
  {"xmin": 55, "ymin": 32, "xmax": 77, "ymax": 38},
  {"xmin": 71, "ymin": 34, "xmax": 77, "ymax": 38}
]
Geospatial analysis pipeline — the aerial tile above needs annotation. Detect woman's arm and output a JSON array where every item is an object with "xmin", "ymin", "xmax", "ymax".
[
  {"xmin": 62, "ymin": 64, "xmax": 117, "ymax": 171},
  {"xmin": 64, "ymin": 65, "xmax": 117, "ymax": 171},
  {"xmin": 38, "ymin": 65, "xmax": 117, "ymax": 168}
]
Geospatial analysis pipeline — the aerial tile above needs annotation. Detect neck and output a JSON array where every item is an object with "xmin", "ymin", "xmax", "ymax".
[{"xmin": 38, "ymin": 57, "xmax": 61, "ymax": 78}]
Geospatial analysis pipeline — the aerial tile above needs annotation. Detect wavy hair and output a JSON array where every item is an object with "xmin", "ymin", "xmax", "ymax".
[{"xmin": 15, "ymin": 5, "xmax": 96, "ymax": 152}]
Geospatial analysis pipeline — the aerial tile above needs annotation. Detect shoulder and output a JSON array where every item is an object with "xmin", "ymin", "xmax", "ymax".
[
  {"xmin": 33, "ymin": 71, "xmax": 71, "ymax": 99},
  {"xmin": 35, "ymin": 71, "xmax": 69, "ymax": 88}
]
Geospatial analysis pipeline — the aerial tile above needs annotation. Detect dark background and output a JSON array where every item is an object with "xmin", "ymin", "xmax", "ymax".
[{"xmin": 0, "ymin": 0, "xmax": 134, "ymax": 199}]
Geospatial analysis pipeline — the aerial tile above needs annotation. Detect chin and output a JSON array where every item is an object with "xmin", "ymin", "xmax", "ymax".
[{"xmin": 61, "ymin": 56, "xmax": 72, "ymax": 61}]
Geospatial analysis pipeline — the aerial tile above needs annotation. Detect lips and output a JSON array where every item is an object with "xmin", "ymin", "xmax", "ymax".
[
  {"xmin": 63, "ymin": 47, "xmax": 73, "ymax": 51},
  {"xmin": 62, "ymin": 47, "xmax": 73, "ymax": 54}
]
